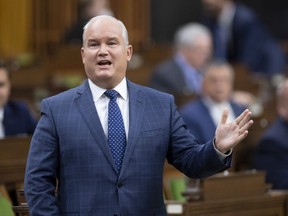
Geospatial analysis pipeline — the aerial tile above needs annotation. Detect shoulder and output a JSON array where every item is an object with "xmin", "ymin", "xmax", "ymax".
[
  {"xmin": 263, "ymin": 118, "xmax": 288, "ymax": 138},
  {"xmin": 179, "ymin": 98, "xmax": 208, "ymax": 121},
  {"xmin": 152, "ymin": 58, "xmax": 180, "ymax": 74},
  {"xmin": 129, "ymin": 81, "xmax": 173, "ymax": 100},
  {"xmin": 5, "ymin": 100, "xmax": 31, "ymax": 112},
  {"xmin": 180, "ymin": 98, "xmax": 204, "ymax": 112},
  {"xmin": 234, "ymin": 3, "xmax": 262, "ymax": 29},
  {"xmin": 235, "ymin": 3, "xmax": 257, "ymax": 21},
  {"xmin": 44, "ymin": 82, "xmax": 87, "ymax": 103},
  {"xmin": 230, "ymin": 101, "xmax": 246, "ymax": 114}
]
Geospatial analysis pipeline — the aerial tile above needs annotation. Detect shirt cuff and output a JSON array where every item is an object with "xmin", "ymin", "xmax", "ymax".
[{"xmin": 213, "ymin": 138, "xmax": 232, "ymax": 162}]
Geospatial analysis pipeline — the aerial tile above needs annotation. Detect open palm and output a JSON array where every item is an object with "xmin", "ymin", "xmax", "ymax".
[{"xmin": 215, "ymin": 109, "xmax": 253, "ymax": 153}]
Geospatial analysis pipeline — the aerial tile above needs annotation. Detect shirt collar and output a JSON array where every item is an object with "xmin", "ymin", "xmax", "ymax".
[
  {"xmin": 0, "ymin": 108, "xmax": 4, "ymax": 121},
  {"xmin": 174, "ymin": 53, "xmax": 196, "ymax": 72},
  {"xmin": 202, "ymin": 95, "xmax": 230, "ymax": 108},
  {"xmin": 88, "ymin": 78, "xmax": 128, "ymax": 102}
]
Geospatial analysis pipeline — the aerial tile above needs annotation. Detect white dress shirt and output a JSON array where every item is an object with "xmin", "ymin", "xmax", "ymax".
[
  {"xmin": 88, "ymin": 78, "xmax": 129, "ymax": 139},
  {"xmin": 0, "ymin": 108, "xmax": 4, "ymax": 139},
  {"xmin": 203, "ymin": 96, "xmax": 236, "ymax": 126}
]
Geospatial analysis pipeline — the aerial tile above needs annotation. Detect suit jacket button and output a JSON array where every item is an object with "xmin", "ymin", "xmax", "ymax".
[{"xmin": 117, "ymin": 182, "xmax": 123, "ymax": 188}]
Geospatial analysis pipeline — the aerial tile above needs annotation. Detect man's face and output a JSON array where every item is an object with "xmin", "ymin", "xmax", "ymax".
[
  {"xmin": 0, "ymin": 68, "xmax": 10, "ymax": 107},
  {"xmin": 182, "ymin": 35, "xmax": 212, "ymax": 70},
  {"xmin": 81, "ymin": 17, "xmax": 132, "ymax": 89},
  {"xmin": 202, "ymin": 65, "xmax": 233, "ymax": 102}
]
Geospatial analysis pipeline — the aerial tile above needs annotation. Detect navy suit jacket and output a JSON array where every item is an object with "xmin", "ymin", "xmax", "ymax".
[
  {"xmin": 179, "ymin": 98, "xmax": 245, "ymax": 144},
  {"xmin": 253, "ymin": 117, "xmax": 288, "ymax": 189},
  {"xmin": 149, "ymin": 59, "xmax": 195, "ymax": 96},
  {"xmin": 25, "ymin": 80, "xmax": 231, "ymax": 216},
  {"xmin": 3, "ymin": 100, "xmax": 37, "ymax": 137},
  {"xmin": 204, "ymin": 3, "xmax": 285, "ymax": 75}
]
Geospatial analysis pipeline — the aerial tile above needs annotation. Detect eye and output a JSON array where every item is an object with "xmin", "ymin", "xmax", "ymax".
[
  {"xmin": 108, "ymin": 42, "xmax": 116, "ymax": 46},
  {"xmin": 87, "ymin": 41, "xmax": 99, "ymax": 48}
]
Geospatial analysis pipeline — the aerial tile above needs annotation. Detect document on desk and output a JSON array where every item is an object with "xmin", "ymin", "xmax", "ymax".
[{"xmin": 166, "ymin": 203, "xmax": 183, "ymax": 214}]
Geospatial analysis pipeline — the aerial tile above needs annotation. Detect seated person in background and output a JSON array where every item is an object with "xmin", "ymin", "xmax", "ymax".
[
  {"xmin": 149, "ymin": 22, "xmax": 212, "ymax": 101},
  {"xmin": 179, "ymin": 60, "xmax": 246, "ymax": 144},
  {"xmin": 201, "ymin": 0, "xmax": 285, "ymax": 77},
  {"xmin": 64, "ymin": 0, "xmax": 114, "ymax": 44},
  {"xmin": 0, "ymin": 63, "xmax": 38, "ymax": 206},
  {"xmin": 253, "ymin": 79, "xmax": 288, "ymax": 189},
  {"xmin": 0, "ymin": 64, "xmax": 38, "ymax": 138}
]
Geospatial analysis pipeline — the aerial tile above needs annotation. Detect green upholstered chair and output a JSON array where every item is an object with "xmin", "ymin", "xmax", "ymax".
[
  {"xmin": 0, "ymin": 195, "xmax": 14, "ymax": 216},
  {"xmin": 169, "ymin": 177, "xmax": 187, "ymax": 201}
]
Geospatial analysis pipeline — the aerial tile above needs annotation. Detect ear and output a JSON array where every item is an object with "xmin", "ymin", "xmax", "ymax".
[
  {"xmin": 81, "ymin": 47, "xmax": 85, "ymax": 64},
  {"xmin": 126, "ymin": 45, "xmax": 133, "ymax": 61}
]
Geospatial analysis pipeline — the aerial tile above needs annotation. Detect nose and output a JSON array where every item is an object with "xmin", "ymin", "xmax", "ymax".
[{"xmin": 99, "ymin": 44, "xmax": 108, "ymax": 55}]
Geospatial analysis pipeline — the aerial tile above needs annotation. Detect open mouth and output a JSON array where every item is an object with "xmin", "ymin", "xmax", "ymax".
[{"xmin": 98, "ymin": 60, "xmax": 112, "ymax": 66}]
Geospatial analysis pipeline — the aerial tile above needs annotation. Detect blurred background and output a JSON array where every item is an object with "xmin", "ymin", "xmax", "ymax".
[
  {"xmin": 1, "ymin": 1, "xmax": 288, "ymax": 213},
  {"xmin": 0, "ymin": 0, "xmax": 287, "ymax": 165}
]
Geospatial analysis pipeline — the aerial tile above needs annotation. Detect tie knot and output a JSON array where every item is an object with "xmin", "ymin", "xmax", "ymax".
[{"xmin": 105, "ymin": 89, "xmax": 119, "ymax": 101}]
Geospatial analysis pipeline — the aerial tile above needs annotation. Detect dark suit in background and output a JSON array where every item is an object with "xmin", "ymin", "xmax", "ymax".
[
  {"xmin": 202, "ymin": 2, "xmax": 285, "ymax": 76},
  {"xmin": 149, "ymin": 57, "xmax": 195, "ymax": 97},
  {"xmin": 253, "ymin": 117, "xmax": 288, "ymax": 189},
  {"xmin": 253, "ymin": 79, "xmax": 288, "ymax": 188},
  {"xmin": 149, "ymin": 23, "xmax": 212, "ymax": 106},
  {"xmin": 3, "ymin": 100, "xmax": 37, "ymax": 137}
]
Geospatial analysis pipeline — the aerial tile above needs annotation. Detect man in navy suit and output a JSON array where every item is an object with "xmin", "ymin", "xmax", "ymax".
[
  {"xmin": 253, "ymin": 79, "xmax": 288, "ymax": 189},
  {"xmin": 179, "ymin": 61, "xmax": 251, "ymax": 171},
  {"xmin": 0, "ymin": 65, "xmax": 37, "ymax": 138},
  {"xmin": 24, "ymin": 15, "xmax": 253, "ymax": 216},
  {"xmin": 179, "ymin": 60, "xmax": 246, "ymax": 144},
  {"xmin": 149, "ymin": 23, "xmax": 212, "ymax": 101},
  {"xmin": 201, "ymin": 0, "xmax": 285, "ymax": 76}
]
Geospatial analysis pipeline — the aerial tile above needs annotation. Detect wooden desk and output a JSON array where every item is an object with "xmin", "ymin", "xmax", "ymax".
[
  {"xmin": 166, "ymin": 191, "xmax": 288, "ymax": 216},
  {"xmin": 185, "ymin": 191, "xmax": 288, "ymax": 216},
  {"xmin": 166, "ymin": 171, "xmax": 288, "ymax": 216},
  {"xmin": 12, "ymin": 206, "xmax": 29, "ymax": 216}
]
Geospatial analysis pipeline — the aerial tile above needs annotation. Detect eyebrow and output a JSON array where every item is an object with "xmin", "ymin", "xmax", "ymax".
[{"xmin": 87, "ymin": 36, "xmax": 120, "ymax": 42}]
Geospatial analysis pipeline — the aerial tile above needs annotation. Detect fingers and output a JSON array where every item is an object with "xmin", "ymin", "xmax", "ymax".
[
  {"xmin": 235, "ymin": 109, "xmax": 252, "ymax": 127},
  {"xmin": 239, "ymin": 119, "xmax": 254, "ymax": 134},
  {"xmin": 237, "ymin": 109, "xmax": 253, "ymax": 140},
  {"xmin": 238, "ymin": 130, "xmax": 249, "ymax": 141},
  {"xmin": 220, "ymin": 108, "xmax": 229, "ymax": 125}
]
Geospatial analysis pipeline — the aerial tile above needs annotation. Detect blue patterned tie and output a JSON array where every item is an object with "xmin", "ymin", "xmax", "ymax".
[{"xmin": 105, "ymin": 90, "xmax": 126, "ymax": 172}]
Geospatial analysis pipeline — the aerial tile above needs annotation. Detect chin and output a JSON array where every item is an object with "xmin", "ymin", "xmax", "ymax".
[{"xmin": 95, "ymin": 70, "xmax": 114, "ymax": 78}]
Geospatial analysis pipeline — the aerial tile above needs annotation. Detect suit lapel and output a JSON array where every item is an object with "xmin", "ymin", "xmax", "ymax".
[
  {"xmin": 120, "ymin": 82, "xmax": 145, "ymax": 175},
  {"xmin": 74, "ymin": 81, "xmax": 117, "ymax": 171}
]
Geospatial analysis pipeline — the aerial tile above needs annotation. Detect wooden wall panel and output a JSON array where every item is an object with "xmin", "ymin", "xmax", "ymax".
[
  {"xmin": 32, "ymin": 0, "xmax": 79, "ymax": 56},
  {"xmin": 0, "ymin": 0, "xmax": 33, "ymax": 58},
  {"xmin": 0, "ymin": 0, "xmax": 150, "ymax": 58},
  {"xmin": 111, "ymin": 0, "xmax": 150, "ymax": 52}
]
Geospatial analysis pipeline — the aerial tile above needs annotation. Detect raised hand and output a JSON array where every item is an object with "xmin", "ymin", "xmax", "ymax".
[{"xmin": 214, "ymin": 109, "xmax": 253, "ymax": 153}]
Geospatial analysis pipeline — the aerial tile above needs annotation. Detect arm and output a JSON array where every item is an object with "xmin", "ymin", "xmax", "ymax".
[
  {"xmin": 167, "ymin": 98, "xmax": 233, "ymax": 179},
  {"xmin": 24, "ymin": 99, "xmax": 60, "ymax": 215}
]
